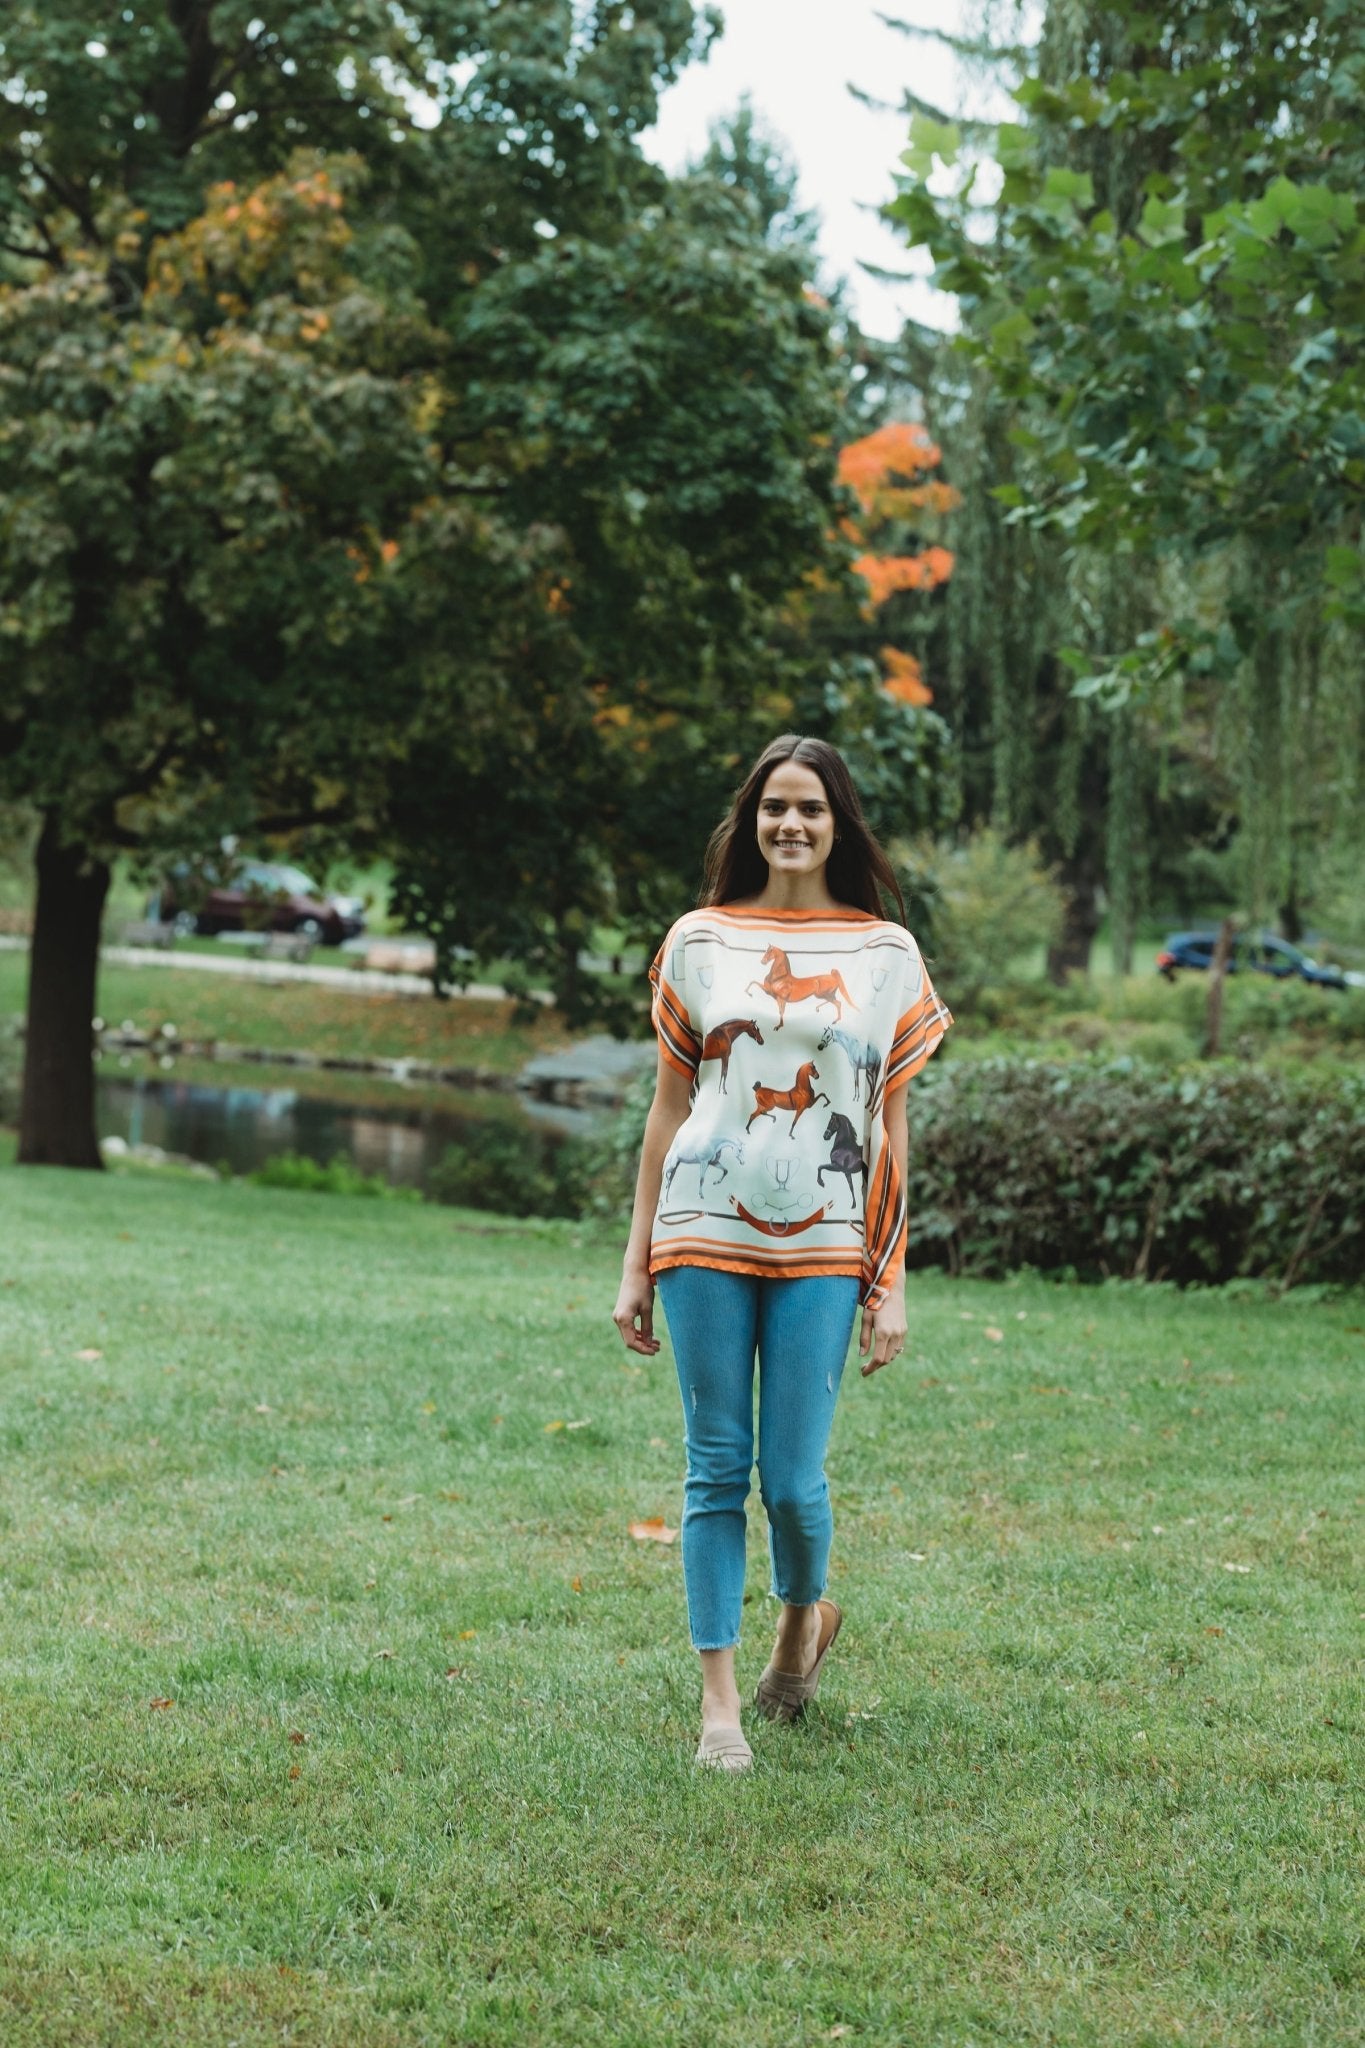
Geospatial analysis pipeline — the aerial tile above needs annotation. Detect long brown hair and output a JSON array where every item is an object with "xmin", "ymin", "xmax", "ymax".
[{"xmin": 700, "ymin": 734, "xmax": 907, "ymax": 923}]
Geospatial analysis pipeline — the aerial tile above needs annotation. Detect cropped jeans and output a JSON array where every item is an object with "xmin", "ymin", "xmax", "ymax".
[{"xmin": 655, "ymin": 1267, "xmax": 860, "ymax": 1652}]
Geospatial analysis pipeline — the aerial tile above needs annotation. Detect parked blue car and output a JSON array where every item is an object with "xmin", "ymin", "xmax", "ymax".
[{"xmin": 1156, "ymin": 930, "xmax": 1347, "ymax": 990}]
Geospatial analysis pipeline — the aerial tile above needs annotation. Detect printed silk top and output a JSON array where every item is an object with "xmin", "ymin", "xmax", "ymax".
[{"xmin": 649, "ymin": 904, "xmax": 953, "ymax": 1308}]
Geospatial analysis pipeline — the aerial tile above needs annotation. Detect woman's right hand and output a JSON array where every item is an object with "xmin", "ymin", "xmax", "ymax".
[{"xmin": 613, "ymin": 1265, "xmax": 660, "ymax": 1356}]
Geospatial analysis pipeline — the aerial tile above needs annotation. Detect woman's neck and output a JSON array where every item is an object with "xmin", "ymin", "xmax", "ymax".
[{"xmin": 735, "ymin": 870, "xmax": 840, "ymax": 913}]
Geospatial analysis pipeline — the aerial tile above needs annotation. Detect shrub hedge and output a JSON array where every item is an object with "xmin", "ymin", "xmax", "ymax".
[
  {"xmin": 426, "ymin": 1120, "xmax": 587, "ymax": 1219},
  {"xmin": 251, "ymin": 1151, "xmax": 418, "ymax": 1200},
  {"xmin": 902, "ymin": 1058, "xmax": 1365, "ymax": 1288}
]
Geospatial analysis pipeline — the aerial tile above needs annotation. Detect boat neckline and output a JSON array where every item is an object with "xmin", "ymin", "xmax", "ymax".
[{"xmin": 702, "ymin": 903, "xmax": 881, "ymax": 921}]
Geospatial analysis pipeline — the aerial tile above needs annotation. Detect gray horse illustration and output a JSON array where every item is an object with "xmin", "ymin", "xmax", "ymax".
[
  {"xmin": 818, "ymin": 1025, "xmax": 882, "ymax": 1103},
  {"xmin": 817, "ymin": 1112, "xmax": 868, "ymax": 1203},
  {"xmin": 663, "ymin": 1134, "xmax": 746, "ymax": 1199}
]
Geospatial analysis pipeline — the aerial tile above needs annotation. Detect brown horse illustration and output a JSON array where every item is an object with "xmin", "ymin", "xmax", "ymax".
[
  {"xmin": 699, "ymin": 1017, "xmax": 764, "ymax": 1092},
  {"xmin": 746, "ymin": 1061, "xmax": 830, "ymax": 1136},
  {"xmin": 745, "ymin": 945, "xmax": 858, "ymax": 1030}
]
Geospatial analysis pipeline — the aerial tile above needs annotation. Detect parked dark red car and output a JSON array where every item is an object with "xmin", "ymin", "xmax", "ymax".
[{"xmin": 156, "ymin": 861, "xmax": 366, "ymax": 946}]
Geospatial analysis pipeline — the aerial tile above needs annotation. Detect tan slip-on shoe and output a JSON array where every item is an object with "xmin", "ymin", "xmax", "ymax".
[
  {"xmin": 695, "ymin": 1724, "xmax": 754, "ymax": 1772},
  {"xmin": 753, "ymin": 1599, "xmax": 842, "ymax": 1724}
]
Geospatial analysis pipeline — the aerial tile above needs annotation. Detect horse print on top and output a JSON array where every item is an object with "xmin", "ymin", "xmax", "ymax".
[
  {"xmin": 817, "ymin": 1024, "xmax": 882, "ymax": 1104},
  {"xmin": 698, "ymin": 1017, "xmax": 763, "ymax": 1092},
  {"xmin": 745, "ymin": 945, "xmax": 858, "ymax": 1029},
  {"xmin": 817, "ymin": 1111, "xmax": 868, "ymax": 1205},
  {"xmin": 648, "ymin": 905, "xmax": 953, "ymax": 1309},
  {"xmin": 745, "ymin": 1060, "xmax": 830, "ymax": 1136}
]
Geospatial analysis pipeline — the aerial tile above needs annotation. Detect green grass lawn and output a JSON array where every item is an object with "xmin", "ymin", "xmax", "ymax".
[{"xmin": 1, "ymin": 1160, "xmax": 1362, "ymax": 2045}]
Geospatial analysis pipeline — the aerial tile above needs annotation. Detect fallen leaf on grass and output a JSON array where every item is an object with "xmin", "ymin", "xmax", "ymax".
[
  {"xmin": 254, "ymin": 1402, "xmax": 271, "ymax": 1414},
  {"xmin": 544, "ymin": 1420, "xmax": 566, "ymax": 1433},
  {"xmin": 983, "ymin": 1326, "xmax": 1004, "ymax": 1342},
  {"xmin": 288, "ymin": 1764, "xmax": 301, "ymax": 1780},
  {"xmin": 1204, "ymin": 1626, "xmax": 1224, "ymax": 1636},
  {"xmin": 420, "ymin": 1402, "xmax": 437, "ymax": 1414},
  {"xmin": 288, "ymin": 1730, "xmax": 307, "ymax": 1745},
  {"xmin": 148, "ymin": 1697, "xmax": 174, "ymax": 1710},
  {"xmin": 1030, "ymin": 1385, "xmax": 1070, "ymax": 1396},
  {"xmin": 629, "ymin": 1518, "xmax": 677, "ymax": 1545},
  {"xmin": 75, "ymin": 1349, "xmax": 103, "ymax": 1362},
  {"xmin": 458, "ymin": 1629, "xmax": 477, "ymax": 1640},
  {"xmin": 444, "ymin": 1667, "xmax": 465, "ymax": 1681},
  {"xmin": 571, "ymin": 1577, "xmax": 583, "ymax": 1593}
]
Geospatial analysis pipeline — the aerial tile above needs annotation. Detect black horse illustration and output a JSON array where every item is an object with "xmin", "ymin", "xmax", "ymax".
[
  {"xmin": 817, "ymin": 1111, "xmax": 868, "ymax": 1203},
  {"xmin": 699, "ymin": 1017, "xmax": 763, "ymax": 1093}
]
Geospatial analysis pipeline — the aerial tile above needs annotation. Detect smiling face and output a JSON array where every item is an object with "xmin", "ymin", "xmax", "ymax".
[{"xmin": 754, "ymin": 760, "xmax": 836, "ymax": 883}]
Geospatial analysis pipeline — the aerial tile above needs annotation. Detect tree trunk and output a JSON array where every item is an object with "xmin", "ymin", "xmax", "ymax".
[
  {"xmin": 1046, "ymin": 859, "xmax": 1101, "ymax": 985},
  {"xmin": 18, "ymin": 812, "xmax": 110, "ymax": 1168},
  {"xmin": 1203, "ymin": 915, "xmax": 1238, "ymax": 1060},
  {"xmin": 553, "ymin": 914, "xmax": 582, "ymax": 1020}
]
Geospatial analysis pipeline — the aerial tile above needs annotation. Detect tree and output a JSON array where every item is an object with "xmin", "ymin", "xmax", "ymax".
[
  {"xmin": 2, "ymin": 3, "xmax": 863, "ymax": 1159},
  {"xmin": 889, "ymin": 0, "xmax": 1365, "ymax": 934},
  {"xmin": 386, "ymin": 172, "xmax": 854, "ymax": 1014},
  {"xmin": 2, "ymin": 159, "xmax": 467, "ymax": 1163},
  {"xmin": 836, "ymin": 420, "xmax": 957, "ymax": 707}
]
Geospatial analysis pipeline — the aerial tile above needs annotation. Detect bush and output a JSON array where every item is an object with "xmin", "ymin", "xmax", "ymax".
[
  {"xmin": 251, "ymin": 1151, "xmax": 419, "ymax": 1200},
  {"xmin": 902, "ymin": 1059, "xmax": 1365, "ymax": 1288},
  {"xmin": 425, "ymin": 1119, "xmax": 589, "ymax": 1219},
  {"xmin": 892, "ymin": 828, "xmax": 1065, "ymax": 1002}
]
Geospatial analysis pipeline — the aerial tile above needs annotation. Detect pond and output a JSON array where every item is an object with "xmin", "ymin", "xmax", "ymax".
[{"xmin": 95, "ymin": 1063, "xmax": 595, "ymax": 1190}]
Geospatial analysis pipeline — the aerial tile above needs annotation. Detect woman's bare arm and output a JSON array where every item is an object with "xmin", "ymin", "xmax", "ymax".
[{"xmin": 612, "ymin": 1053, "xmax": 694, "ymax": 1355}]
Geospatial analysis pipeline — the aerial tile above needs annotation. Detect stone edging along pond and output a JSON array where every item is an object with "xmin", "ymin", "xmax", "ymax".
[{"xmin": 88, "ymin": 1024, "xmax": 653, "ymax": 1113}]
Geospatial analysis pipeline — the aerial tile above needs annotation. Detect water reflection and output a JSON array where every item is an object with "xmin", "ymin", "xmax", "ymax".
[{"xmin": 97, "ymin": 1070, "xmax": 588, "ymax": 1189}]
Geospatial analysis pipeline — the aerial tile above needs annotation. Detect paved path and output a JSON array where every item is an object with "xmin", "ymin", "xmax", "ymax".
[{"xmin": 0, "ymin": 933, "xmax": 549, "ymax": 1005}]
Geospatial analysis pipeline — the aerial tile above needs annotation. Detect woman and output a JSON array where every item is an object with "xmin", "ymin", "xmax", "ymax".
[{"xmin": 612, "ymin": 734, "xmax": 953, "ymax": 1770}]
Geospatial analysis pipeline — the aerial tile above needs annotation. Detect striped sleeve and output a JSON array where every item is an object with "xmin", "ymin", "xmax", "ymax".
[
  {"xmin": 861, "ymin": 1130, "xmax": 908, "ymax": 1311},
  {"xmin": 648, "ymin": 925, "xmax": 702, "ymax": 1082},
  {"xmin": 885, "ymin": 935, "xmax": 953, "ymax": 1093}
]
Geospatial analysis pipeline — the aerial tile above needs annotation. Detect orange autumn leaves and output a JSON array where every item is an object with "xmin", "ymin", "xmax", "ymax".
[{"xmin": 837, "ymin": 420, "xmax": 958, "ymax": 707}]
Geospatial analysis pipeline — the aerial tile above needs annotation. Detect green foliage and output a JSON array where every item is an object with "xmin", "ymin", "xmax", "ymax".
[
  {"xmin": 249, "ymin": 1150, "xmax": 417, "ymax": 1199},
  {"xmin": 892, "ymin": 827, "xmax": 1064, "ymax": 1001},
  {"xmin": 0, "ymin": 160, "xmax": 453, "ymax": 870},
  {"xmin": 889, "ymin": 0, "xmax": 1365, "ymax": 937},
  {"xmin": 2, "ymin": 0, "xmax": 861, "ymax": 1162},
  {"xmin": 425, "ymin": 1123, "xmax": 588, "ymax": 1221},
  {"xmin": 903, "ymin": 1059, "xmax": 1365, "ymax": 1287}
]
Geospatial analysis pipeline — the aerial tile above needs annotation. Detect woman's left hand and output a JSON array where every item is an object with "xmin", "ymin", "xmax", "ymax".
[{"xmin": 858, "ymin": 1288, "xmax": 908, "ymax": 1377}]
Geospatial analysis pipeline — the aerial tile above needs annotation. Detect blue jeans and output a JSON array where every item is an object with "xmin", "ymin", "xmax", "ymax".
[{"xmin": 655, "ymin": 1267, "xmax": 860, "ymax": 1652}]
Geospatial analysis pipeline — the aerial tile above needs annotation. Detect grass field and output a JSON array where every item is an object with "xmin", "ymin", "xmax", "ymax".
[{"xmin": 1, "ymin": 1159, "xmax": 1362, "ymax": 2045}]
